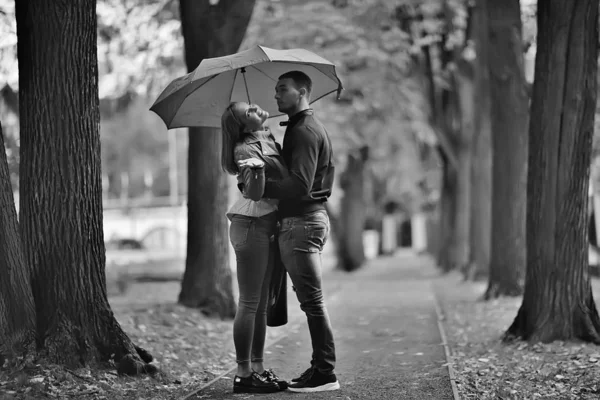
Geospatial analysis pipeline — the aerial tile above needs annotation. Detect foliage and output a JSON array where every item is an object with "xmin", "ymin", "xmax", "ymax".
[
  {"xmin": 97, "ymin": 0, "xmax": 184, "ymax": 101},
  {"xmin": 0, "ymin": 0, "xmax": 186, "ymax": 195},
  {"xmin": 245, "ymin": 0, "xmax": 442, "ymax": 212},
  {"xmin": 0, "ymin": 1, "xmax": 17, "ymax": 90},
  {"xmin": 0, "ymin": 0, "xmax": 559, "ymax": 207},
  {"xmin": 0, "ymin": 0, "xmax": 184, "ymax": 99}
]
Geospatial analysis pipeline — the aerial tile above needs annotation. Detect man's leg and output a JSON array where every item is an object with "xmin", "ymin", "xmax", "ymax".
[{"xmin": 279, "ymin": 210, "xmax": 339, "ymax": 392}]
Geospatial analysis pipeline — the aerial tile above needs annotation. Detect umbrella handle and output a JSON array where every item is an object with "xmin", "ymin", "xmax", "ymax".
[{"xmin": 241, "ymin": 67, "xmax": 251, "ymax": 104}]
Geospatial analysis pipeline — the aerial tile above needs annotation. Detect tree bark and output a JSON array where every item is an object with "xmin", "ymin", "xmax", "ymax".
[
  {"xmin": 0, "ymin": 122, "xmax": 36, "ymax": 361},
  {"xmin": 484, "ymin": 0, "xmax": 528, "ymax": 299},
  {"xmin": 177, "ymin": 0, "xmax": 255, "ymax": 318},
  {"xmin": 336, "ymin": 147, "xmax": 368, "ymax": 272},
  {"xmin": 420, "ymin": 44, "xmax": 457, "ymax": 271},
  {"xmin": 505, "ymin": 0, "xmax": 600, "ymax": 343},
  {"xmin": 16, "ymin": 0, "xmax": 154, "ymax": 373},
  {"xmin": 466, "ymin": 0, "xmax": 492, "ymax": 281},
  {"xmin": 451, "ymin": 57, "xmax": 475, "ymax": 275},
  {"xmin": 437, "ymin": 152, "xmax": 457, "ymax": 272}
]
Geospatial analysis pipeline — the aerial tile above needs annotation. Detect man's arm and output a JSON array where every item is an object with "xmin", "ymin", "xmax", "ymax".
[
  {"xmin": 239, "ymin": 165, "xmax": 265, "ymax": 201},
  {"xmin": 263, "ymin": 126, "xmax": 319, "ymax": 200}
]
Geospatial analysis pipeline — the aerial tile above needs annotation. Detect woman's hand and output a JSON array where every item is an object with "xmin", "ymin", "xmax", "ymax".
[{"xmin": 238, "ymin": 157, "xmax": 265, "ymax": 169}]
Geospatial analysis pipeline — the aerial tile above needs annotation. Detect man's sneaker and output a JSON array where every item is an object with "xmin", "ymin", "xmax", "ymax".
[
  {"xmin": 291, "ymin": 366, "xmax": 314, "ymax": 382},
  {"xmin": 260, "ymin": 369, "xmax": 288, "ymax": 390},
  {"xmin": 288, "ymin": 369, "xmax": 340, "ymax": 393},
  {"xmin": 233, "ymin": 371, "xmax": 280, "ymax": 393}
]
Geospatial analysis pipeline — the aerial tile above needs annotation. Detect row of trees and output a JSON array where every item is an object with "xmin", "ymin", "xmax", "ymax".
[
  {"xmin": 0, "ymin": 0, "xmax": 267, "ymax": 372},
  {"xmin": 418, "ymin": 0, "xmax": 600, "ymax": 343},
  {"xmin": 0, "ymin": 0, "xmax": 598, "ymax": 375}
]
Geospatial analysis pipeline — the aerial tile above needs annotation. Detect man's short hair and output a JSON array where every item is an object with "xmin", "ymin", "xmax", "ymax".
[{"xmin": 278, "ymin": 71, "xmax": 312, "ymax": 96}]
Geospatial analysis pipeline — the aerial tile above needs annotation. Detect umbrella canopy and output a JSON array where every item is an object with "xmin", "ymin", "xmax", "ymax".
[{"xmin": 150, "ymin": 45, "xmax": 343, "ymax": 129}]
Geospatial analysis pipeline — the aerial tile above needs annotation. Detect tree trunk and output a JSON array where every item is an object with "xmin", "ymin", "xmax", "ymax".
[
  {"xmin": 466, "ymin": 0, "xmax": 492, "ymax": 282},
  {"xmin": 0, "ymin": 122, "xmax": 36, "ymax": 361},
  {"xmin": 484, "ymin": 0, "xmax": 528, "ymax": 299},
  {"xmin": 336, "ymin": 147, "xmax": 368, "ymax": 272},
  {"xmin": 420, "ymin": 44, "xmax": 458, "ymax": 271},
  {"xmin": 452, "ymin": 58, "xmax": 475, "ymax": 275},
  {"xmin": 177, "ymin": 0, "xmax": 255, "ymax": 318},
  {"xmin": 438, "ymin": 153, "xmax": 457, "ymax": 272},
  {"xmin": 505, "ymin": 0, "xmax": 600, "ymax": 343},
  {"xmin": 16, "ymin": 0, "xmax": 154, "ymax": 373}
]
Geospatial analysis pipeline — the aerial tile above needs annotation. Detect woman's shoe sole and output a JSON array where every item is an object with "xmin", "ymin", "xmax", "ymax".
[{"xmin": 233, "ymin": 386, "xmax": 280, "ymax": 394}]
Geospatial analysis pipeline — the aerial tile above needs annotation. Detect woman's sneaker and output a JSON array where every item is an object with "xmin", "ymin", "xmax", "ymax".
[
  {"xmin": 233, "ymin": 371, "xmax": 280, "ymax": 393},
  {"xmin": 288, "ymin": 368, "xmax": 340, "ymax": 393},
  {"xmin": 260, "ymin": 369, "xmax": 288, "ymax": 390}
]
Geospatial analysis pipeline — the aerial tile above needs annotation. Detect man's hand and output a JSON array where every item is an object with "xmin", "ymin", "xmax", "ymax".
[{"xmin": 238, "ymin": 157, "xmax": 265, "ymax": 169}]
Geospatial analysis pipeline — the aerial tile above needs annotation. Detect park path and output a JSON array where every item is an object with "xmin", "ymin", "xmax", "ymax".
[{"xmin": 186, "ymin": 249, "xmax": 456, "ymax": 400}]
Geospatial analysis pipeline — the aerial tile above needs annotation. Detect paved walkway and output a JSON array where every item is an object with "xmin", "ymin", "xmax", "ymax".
[{"xmin": 189, "ymin": 250, "xmax": 455, "ymax": 400}]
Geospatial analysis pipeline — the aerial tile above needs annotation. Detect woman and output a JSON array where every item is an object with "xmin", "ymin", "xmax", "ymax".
[{"xmin": 221, "ymin": 101, "xmax": 288, "ymax": 394}]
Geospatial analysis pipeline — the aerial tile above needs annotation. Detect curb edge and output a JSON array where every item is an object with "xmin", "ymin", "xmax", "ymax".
[{"xmin": 431, "ymin": 281, "xmax": 461, "ymax": 400}]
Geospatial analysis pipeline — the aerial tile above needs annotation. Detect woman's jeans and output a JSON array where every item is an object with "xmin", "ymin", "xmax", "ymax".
[
  {"xmin": 229, "ymin": 212, "xmax": 277, "ymax": 365},
  {"xmin": 279, "ymin": 209, "xmax": 336, "ymax": 375}
]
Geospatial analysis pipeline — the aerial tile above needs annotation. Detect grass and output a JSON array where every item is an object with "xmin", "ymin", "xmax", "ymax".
[{"xmin": 434, "ymin": 273, "xmax": 600, "ymax": 400}]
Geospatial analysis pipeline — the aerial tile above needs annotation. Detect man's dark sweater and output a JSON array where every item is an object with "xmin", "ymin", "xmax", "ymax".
[{"xmin": 264, "ymin": 109, "xmax": 334, "ymax": 218}]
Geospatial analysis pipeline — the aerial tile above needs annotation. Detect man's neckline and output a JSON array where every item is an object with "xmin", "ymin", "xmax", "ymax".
[{"xmin": 287, "ymin": 108, "xmax": 313, "ymax": 126}]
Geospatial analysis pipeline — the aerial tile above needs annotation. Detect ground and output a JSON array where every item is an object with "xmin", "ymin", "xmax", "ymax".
[
  {"xmin": 4, "ymin": 250, "xmax": 600, "ymax": 399},
  {"xmin": 0, "ymin": 250, "xmax": 453, "ymax": 399},
  {"xmin": 435, "ymin": 272, "xmax": 600, "ymax": 400}
]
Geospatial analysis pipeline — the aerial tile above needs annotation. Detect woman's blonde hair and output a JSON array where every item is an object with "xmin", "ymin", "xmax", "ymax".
[{"xmin": 221, "ymin": 102, "xmax": 245, "ymax": 175}]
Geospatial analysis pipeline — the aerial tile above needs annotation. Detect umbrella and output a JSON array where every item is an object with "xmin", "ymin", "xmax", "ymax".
[{"xmin": 150, "ymin": 45, "xmax": 343, "ymax": 129}]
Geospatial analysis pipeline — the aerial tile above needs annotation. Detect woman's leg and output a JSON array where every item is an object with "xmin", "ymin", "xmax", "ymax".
[
  {"xmin": 230, "ymin": 216, "xmax": 271, "ymax": 378},
  {"xmin": 250, "ymin": 236, "xmax": 275, "ymax": 373}
]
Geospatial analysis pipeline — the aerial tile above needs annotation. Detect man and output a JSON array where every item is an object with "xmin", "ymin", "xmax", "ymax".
[{"xmin": 263, "ymin": 70, "xmax": 339, "ymax": 392}]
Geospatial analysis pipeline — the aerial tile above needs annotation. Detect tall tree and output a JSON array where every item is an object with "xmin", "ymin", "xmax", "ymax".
[
  {"xmin": 15, "ymin": 0, "xmax": 154, "ymax": 373},
  {"xmin": 178, "ymin": 0, "xmax": 256, "ymax": 318},
  {"xmin": 484, "ymin": 0, "xmax": 528, "ymax": 299},
  {"xmin": 448, "ymin": 2, "xmax": 476, "ymax": 274},
  {"xmin": 397, "ymin": 1, "xmax": 462, "ymax": 272},
  {"xmin": 451, "ymin": 48, "xmax": 475, "ymax": 275},
  {"xmin": 0, "ymin": 122, "xmax": 35, "ymax": 363},
  {"xmin": 466, "ymin": 0, "xmax": 492, "ymax": 281},
  {"xmin": 506, "ymin": 0, "xmax": 600, "ymax": 342},
  {"xmin": 336, "ymin": 146, "xmax": 369, "ymax": 271}
]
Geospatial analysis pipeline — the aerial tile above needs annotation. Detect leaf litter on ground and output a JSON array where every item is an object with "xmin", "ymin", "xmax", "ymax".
[
  {"xmin": 0, "ymin": 280, "xmax": 281, "ymax": 400},
  {"xmin": 434, "ymin": 273, "xmax": 600, "ymax": 400}
]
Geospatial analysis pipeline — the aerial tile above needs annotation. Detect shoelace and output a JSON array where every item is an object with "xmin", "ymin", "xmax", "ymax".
[
  {"xmin": 263, "ymin": 369, "xmax": 279, "ymax": 381},
  {"xmin": 298, "ymin": 367, "xmax": 314, "ymax": 382},
  {"xmin": 252, "ymin": 371, "xmax": 269, "ymax": 382}
]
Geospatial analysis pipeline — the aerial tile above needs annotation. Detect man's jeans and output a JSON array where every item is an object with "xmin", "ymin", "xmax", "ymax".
[{"xmin": 279, "ymin": 209, "xmax": 336, "ymax": 375}]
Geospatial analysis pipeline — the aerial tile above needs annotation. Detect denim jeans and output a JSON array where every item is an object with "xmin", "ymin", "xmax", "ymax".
[
  {"xmin": 229, "ymin": 212, "xmax": 277, "ymax": 365},
  {"xmin": 278, "ymin": 209, "xmax": 336, "ymax": 375}
]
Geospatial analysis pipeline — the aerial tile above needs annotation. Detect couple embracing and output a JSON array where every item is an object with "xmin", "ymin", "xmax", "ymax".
[{"xmin": 221, "ymin": 70, "xmax": 339, "ymax": 394}]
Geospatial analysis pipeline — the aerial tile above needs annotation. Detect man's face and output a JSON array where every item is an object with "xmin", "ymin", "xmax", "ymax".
[{"xmin": 275, "ymin": 78, "xmax": 301, "ymax": 114}]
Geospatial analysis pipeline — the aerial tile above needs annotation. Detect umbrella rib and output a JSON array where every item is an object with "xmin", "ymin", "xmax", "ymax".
[
  {"xmin": 249, "ymin": 62, "xmax": 342, "ymax": 99},
  {"xmin": 308, "ymin": 88, "xmax": 339, "ymax": 106},
  {"xmin": 166, "ymin": 73, "xmax": 220, "ymax": 128},
  {"xmin": 254, "ymin": 61, "xmax": 343, "ymax": 95}
]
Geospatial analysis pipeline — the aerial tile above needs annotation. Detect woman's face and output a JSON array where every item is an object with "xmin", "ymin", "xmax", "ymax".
[{"xmin": 234, "ymin": 102, "xmax": 269, "ymax": 132}]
